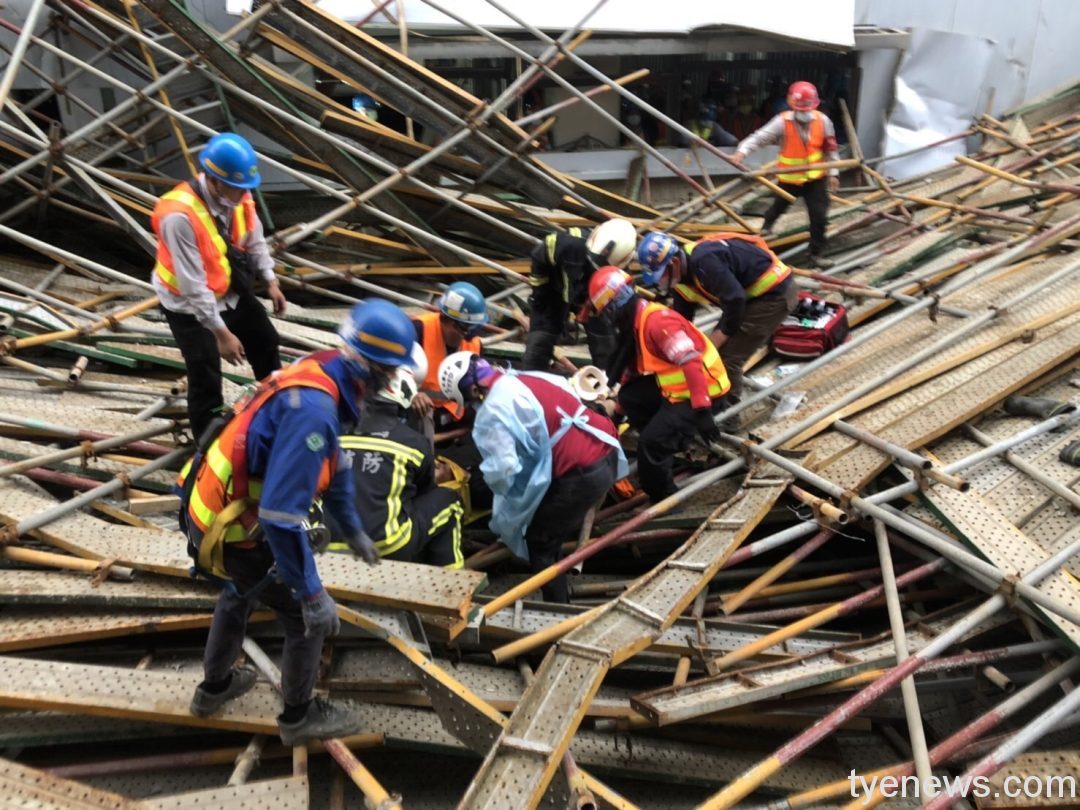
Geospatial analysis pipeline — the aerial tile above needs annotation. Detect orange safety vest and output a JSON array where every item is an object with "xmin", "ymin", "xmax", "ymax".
[
  {"xmin": 415, "ymin": 311, "xmax": 481, "ymax": 420},
  {"xmin": 151, "ymin": 180, "xmax": 257, "ymax": 297},
  {"xmin": 180, "ymin": 353, "xmax": 340, "ymax": 543},
  {"xmin": 675, "ymin": 232, "xmax": 792, "ymax": 305},
  {"xmin": 634, "ymin": 302, "xmax": 730, "ymax": 403},
  {"xmin": 777, "ymin": 111, "xmax": 826, "ymax": 185}
]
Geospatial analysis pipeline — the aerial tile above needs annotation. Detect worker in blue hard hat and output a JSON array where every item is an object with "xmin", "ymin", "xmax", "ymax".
[
  {"xmin": 152, "ymin": 132, "xmax": 289, "ymax": 443},
  {"xmin": 182, "ymin": 298, "xmax": 418, "ymax": 746}
]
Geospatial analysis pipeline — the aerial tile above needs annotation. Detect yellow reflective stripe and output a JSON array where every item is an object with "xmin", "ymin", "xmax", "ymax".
[
  {"xmin": 340, "ymin": 435, "xmax": 424, "ymax": 466},
  {"xmin": 154, "ymin": 260, "xmax": 179, "ymax": 291},
  {"xmin": 685, "ymin": 241, "xmax": 697, "ymax": 255},
  {"xmin": 545, "ymin": 232, "xmax": 558, "ymax": 266},
  {"xmin": 746, "ymin": 262, "xmax": 791, "ymax": 298},
  {"xmin": 166, "ymin": 188, "xmax": 232, "ymax": 282},
  {"xmin": 374, "ymin": 454, "xmax": 412, "ymax": 555},
  {"xmin": 568, "ymin": 227, "xmax": 583, "ymax": 238},
  {"xmin": 429, "ymin": 501, "xmax": 464, "ymax": 569},
  {"xmin": 674, "ymin": 282, "xmax": 712, "ymax": 306}
]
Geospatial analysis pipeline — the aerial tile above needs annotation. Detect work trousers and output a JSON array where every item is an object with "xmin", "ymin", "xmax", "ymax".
[
  {"xmin": 526, "ymin": 450, "xmax": 619, "ymax": 603},
  {"xmin": 382, "ymin": 487, "xmax": 465, "ymax": 569},
  {"xmin": 522, "ymin": 301, "xmax": 616, "ymax": 372},
  {"xmin": 163, "ymin": 291, "xmax": 281, "ymax": 442},
  {"xmin": 619, "ymin": 376, "xmax": 725, "ymax": 503},
  {"xmin": 720, "ymin": 281, "xmax": 799, "ymax": 399},
  {"xmin": 200, "ymin": 539, "xmax": 322, "ymax": 708},
  {"xmin": 762, "ymin": 178, "xmax": 830, "ymax": 257}
]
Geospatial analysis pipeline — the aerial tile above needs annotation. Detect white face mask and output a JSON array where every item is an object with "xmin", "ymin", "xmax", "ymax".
[{"xmin": 794, "ymin": 111, "xmax": 813, "ymax": 124}]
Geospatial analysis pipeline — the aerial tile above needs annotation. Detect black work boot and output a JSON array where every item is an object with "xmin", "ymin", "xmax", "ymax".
[
  {"xmin": 278, "ymin": 696, "xmax": 361, "ymax": 746},
  {"xmin": 190, "ymin": 666, "xmax": 258, "ymax": 717},
  {"xmin": 1003, "ymin": 396, "xmax": 1076, "ymax": 421}
]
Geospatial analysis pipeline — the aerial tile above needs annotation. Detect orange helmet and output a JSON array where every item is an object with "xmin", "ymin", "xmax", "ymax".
[
  {"xmin": 787, "ymin": 81, "xmax": 819, "ymax": 112},
  {"xmin": 587, "ymin": 266, "xmax": 634, "ymax": 314}
]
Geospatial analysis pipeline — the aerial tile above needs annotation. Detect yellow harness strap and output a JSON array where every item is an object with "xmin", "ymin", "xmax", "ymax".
[{"xmin": 197, "ymin": 497, "xmax": 255, "ymax": 580}]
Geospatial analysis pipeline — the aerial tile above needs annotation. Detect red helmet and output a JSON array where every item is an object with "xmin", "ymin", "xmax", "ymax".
[
  {"xmin": 587, "ymin": 266, "xmax": 634, "ymax": 314},
  {"xmin": 787, "ymin": 81, "xmax": 819, "ymax": 111}
]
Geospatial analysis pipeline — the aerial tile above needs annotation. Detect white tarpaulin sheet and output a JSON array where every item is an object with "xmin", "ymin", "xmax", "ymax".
[
  {"xmin": 309, "ymin": 0, "xmax": 856, "ymax": 47},
  {"xmin": 882, "ymin": 28, "xmax": 995, "ymax": 181}
]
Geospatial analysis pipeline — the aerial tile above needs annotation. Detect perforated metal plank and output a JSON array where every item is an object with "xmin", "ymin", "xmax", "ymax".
[
  {"xmin": 975, "ymin": 751, "xmax": 1080, "ymax": 808},
  {"xmin": 0, "ymin": 569, "xmax": 219, "ymax": 609},
  {"xmin": 0, "ymin": 395, "xmax": 176, "ymax": 441},
  {"xmin": 476, "ymin": 600, "xmax": 859, "ymax": 659},
  {"xmin": 0, "ymin": 605, "xmax": 242, "ymax": 652},
  {"xmin": 142, "ymin": 777, "xmax": 309, "ymax": 809},
  {"xmin": 0, "ymin": 711, "xmax": 205, "ymax": 748},
  {"xmin": 0, "ymin": 435, "xmax": 177, "ymax": 491},
  {"xmin": 631, "ymin": 604, "xmax": 1001, "ymax": 725},
  {"xmin": 0, "ymin": 477, "xmax": 486, "ymax": 624},
  {"xmin": 0, "ymin": 655, "xmax": 286, "ymax": 733},
  {"xmin": 816, "ymin": 319, "xmax": 1080, "ymax": 490},
  {"xmin": 458, "ymin": 476, "xmax": 788, "ymax": 810},
  {"xmin": 920, "ymin": 484, "xmax": 1080, "ymax": 652},
  {"xmin": 0, "ymin": 757, "xmax": 137, "ymax": 808}
]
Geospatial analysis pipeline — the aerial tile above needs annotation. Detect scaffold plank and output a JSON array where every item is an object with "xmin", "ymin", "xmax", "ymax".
[
  {"xmin": 457, "ymin": 474, "xmax": 788, "ymax": 810},
  {"xmin": 0, "ymin": 757, "xmax": 137, "ymax": 808}
]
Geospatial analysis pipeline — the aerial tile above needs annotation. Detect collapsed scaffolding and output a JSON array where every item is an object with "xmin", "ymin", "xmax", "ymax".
[{"xmin": 0, "ymin": 0, "xmax": 1078, "ymax": 807}]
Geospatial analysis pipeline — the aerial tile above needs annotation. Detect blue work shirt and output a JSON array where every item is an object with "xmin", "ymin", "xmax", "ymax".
[
  {"xmin": 673, "ymin": 238, "xmax": 779, "ymax": 336},
  {"xmin": 246, "ymin": 353, "xmax": 365, "ymax": 599}
]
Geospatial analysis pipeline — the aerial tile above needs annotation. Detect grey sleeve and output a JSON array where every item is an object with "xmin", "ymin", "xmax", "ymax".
[
  {"xmin": 244, "ymin": 212, "xmax": 277, "ymax": 282},
  {"xmin": 823, "ymin": 116, "xmax": 841, "ymax": 176},
  {"xmin": 158, "ymin": 213, "xmax": 227, "ymax": 331},
  {"xmin": 736, "ymin": 115, "xmax": 785, "ymax": 158}
]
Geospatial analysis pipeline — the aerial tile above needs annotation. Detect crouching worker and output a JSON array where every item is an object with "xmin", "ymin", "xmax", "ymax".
[
  {"xmin": 340, "ymin": 362, "xmax": 465, "ymax": 568},
  {"xmin": 585, "ymin": 267, "xmax": 731, "ymax": 504},
  {"xmin": 438, "ymin": 352, "xmax": 627, "ymax": 602},
  {"xmin": 179, "ymin": 299, "xmax": 417, "ymax": 745}
]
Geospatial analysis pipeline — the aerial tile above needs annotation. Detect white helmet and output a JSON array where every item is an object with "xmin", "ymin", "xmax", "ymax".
[
  {"xmin": 377, "ymin": 366, "xmax": 420, "ymax": 409},
  {"xmin": 438, "ymin": 351, "xmax": 474, "ymax": 408},
  {"xmin": 586, "ymin": 219, "xmax": 637, "ymax": 269}
]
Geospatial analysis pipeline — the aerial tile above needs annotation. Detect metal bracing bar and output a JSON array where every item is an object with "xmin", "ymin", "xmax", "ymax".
[
  {"xmin": 262, "ymin": 4, "xmax": 603, "ymax": 224},
  {"xmin": 720, "ymin": 528, "xmax": 834, "ymax": 615},
  {"xmin": 0, "ymin": 447, "xmax": 186, "ymax": 546},
  {"xmin": 699, "ymin": 523, "xmax": 1080, "ymax": 809},
  {"xmin": 0, "ymin": 223, "xmax": 153, "ymax": 291},
  {"xmin": 922, "ymin": 686, "xmax": 1080, "ymax": 810},
  {"xmin": 841, "ymin": 655, "xmax": 1080, "ymax": 810},
  {"xmin": 873, "ymin": 519, "xmax": 936, "ymax": 799},
  {"xmin": 964, "ymin": 423, "xmax": 1080, "ymax": 511},
  {"xmin": 514, "ymin": 68, "xmax": 650, "ymax": 127},
  {"xmin": 0, "ymin": 0, "xmax": 47, "ymax": 110},
  {"xmin": 833, "ymin": 419, "xmax": 934, "ymax": 472},
  {"xmin": 0, "ymin": 422, "xmax": 177, "ymax": 478},
  {"xmin": 477, "ymin": 0, "xmax": 796, "ymax": 204},
  {"xmin": 0, "ymin": 1, "xmax": 275, "ymax": 187},
  {"xmin": 725, "ymin": 435, "xmax": 1080, "ymax": 629},
  {"xmin": 418, "ymin": 0, "xmax": 750, "ymax": 209}
]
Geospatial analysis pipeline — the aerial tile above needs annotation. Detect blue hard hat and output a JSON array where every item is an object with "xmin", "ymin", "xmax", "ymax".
[
  {"xmin": 340, "ymin": 299, "xmax": 416, "ymax": 367},
  {"xmin": 439, "ymin": 282, "xmax": 488, "ymax": 334},
  {"xmin": 200, "ymin": 133, "xmax": 260, "ymax": 190},
  {"xmin": 636, "ymin": 232, "xmax": 681, "ymax": 287}
]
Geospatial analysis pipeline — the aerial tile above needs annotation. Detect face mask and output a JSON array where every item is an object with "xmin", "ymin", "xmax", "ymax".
[{"xmin": 794, "ymin": 111, "xmax": 813, "ymax": 124}]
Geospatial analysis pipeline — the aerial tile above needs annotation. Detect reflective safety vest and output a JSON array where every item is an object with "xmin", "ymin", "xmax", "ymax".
[
  {"xmin": 415, "ymin": 311, "xmax": 480, "ymax": 421},
  {"xmin": 151, "ymin": 180, "xmax": 257, "ymax": 297},
  {"xmin": 634, "ymin": 302, "xmax": 730, "ymax": 403},
  {"xmin": 675, "ymin": 232, "xmax": 791, "ymax": 305},
  {"xmin": 180, "ymin": 353, "xmax": 340, "ymax": 551},
  {"xmin": 777, "ymin": 111, "xmax": 826, "ymax": 185}
]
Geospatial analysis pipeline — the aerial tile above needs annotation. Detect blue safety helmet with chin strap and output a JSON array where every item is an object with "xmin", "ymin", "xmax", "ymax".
[
  {"xmin": 439, "ymin": 281, "xmax": 488, "ymax": 337},
  {"xmin": 340, "ymin": 298, "xmax": 416, "ymax": 369},
  {"xmin": 199, "ymin": 133, "xmax": 261, "ymax": 190},
  {"xmin": 636, "ymin": 232, "xmax": 682, "ymax": 287}
]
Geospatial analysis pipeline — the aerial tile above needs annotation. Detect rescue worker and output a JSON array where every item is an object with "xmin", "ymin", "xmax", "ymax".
[
  {"xmin": 586, "ymin": 267, "xmax": 730, "ymax": 504},
  {"xmin": 183, "ymin": 298, "xmax": 416, "ymax": 746},
  {"xmin": 679, "ymin": 99, "xmax": 737, "ymax": 147},
  {"xmin": 636, "ymin": 231, "xmax": 798, "ymax": 400},
  {"xmin": 730, "ymin": 81, "xmax": 840, "ymax": 267},
  {"xmin": 411, "ymin": 281, "xmax": 487, "ymax": 426},
  {"xmin": 341, "ymin": 362, "xmax": 465, "ymax": 569},
  {"xmin": 522, "ymin": 218, "xmax": 637, "ymax": 372},
  {"xmin": 152, "ymin": 132, "xmax": 288, "ymax": 442},
  {"xmin": 438, "ymin": 352, "xmax": 627, "ymax": 602}
]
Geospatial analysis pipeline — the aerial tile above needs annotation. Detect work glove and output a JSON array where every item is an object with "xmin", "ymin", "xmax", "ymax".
[
  {"xmin": 694, "ymin": 407, "xmax": 721, "ymax": 445},
  {"xmin": 301, "ymin": 589, "xmax": 340, "ymax": 639},
  {"xmin": 345, "ymin": 530, "xmax": 380, "ymax": 566}
]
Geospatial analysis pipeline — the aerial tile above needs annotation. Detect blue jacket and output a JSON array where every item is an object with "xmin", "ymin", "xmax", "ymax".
[
  {"xmin": 247, "ymin": 353, "xmax": 365, "ymax": 598},
  {"xmin": 673, "ymin": 238, "xmax": 781, "ymax": 336}
]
